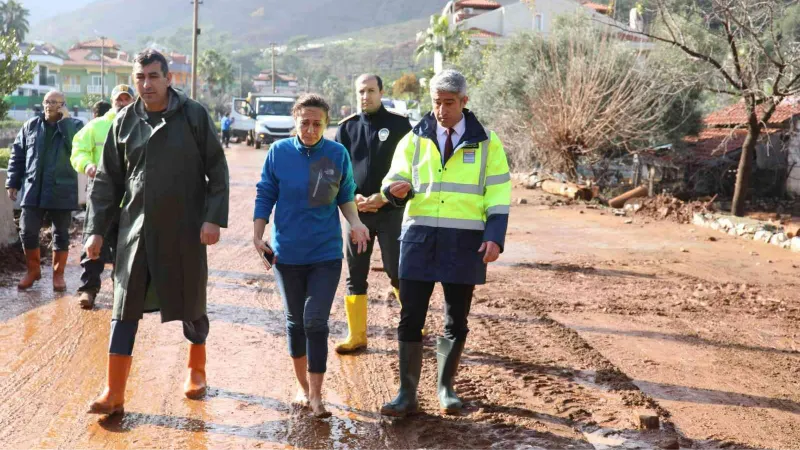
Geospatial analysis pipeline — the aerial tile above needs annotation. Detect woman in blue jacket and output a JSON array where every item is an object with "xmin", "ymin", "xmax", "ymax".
[{"xmin": 253, "ymin": 94, "xmax": 369, "ymax": 418}]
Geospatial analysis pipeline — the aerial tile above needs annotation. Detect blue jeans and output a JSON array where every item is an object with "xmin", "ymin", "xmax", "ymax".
[
  {"xmin": 273, "ymin": 259, "xmax": 342, "ymax": 373},
  {"xmin": 108, "ymin": 315, "xmax": 210, "ymax": 356}
]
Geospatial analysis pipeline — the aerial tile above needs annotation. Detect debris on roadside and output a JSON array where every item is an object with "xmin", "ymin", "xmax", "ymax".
[
  {"xmin": 541, "ymin": 180, "xmax": 593, "ymax": 201},
  {"xmin": 609, "ymin": 185, "xmax": 648, "ymax": 208}
]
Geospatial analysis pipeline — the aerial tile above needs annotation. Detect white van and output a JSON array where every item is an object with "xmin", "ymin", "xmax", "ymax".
[{"xmin": 231, "ymin": 94, "xmax": 296, "ymax": 149}]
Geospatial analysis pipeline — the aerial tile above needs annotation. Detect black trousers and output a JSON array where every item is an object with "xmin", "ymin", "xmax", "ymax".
[
  {"xmin": 78, "ymin": 219, "xmax": 119, "ymax": 294},
  {"xmin": 397, "ymin": 279, "xmax": 474, "ymax": 342},
  {"xmin": 222, "ymin": 130, "xmax": 231, "ymax": 147},
  {"xmin": 345, "ymin": 207, "xmax": 402, "ymax": 295}
]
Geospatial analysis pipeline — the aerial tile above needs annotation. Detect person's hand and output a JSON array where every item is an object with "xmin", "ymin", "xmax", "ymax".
[
  {"xmin": 85, "ymin": 164, "xmax": 97, "ymax": 178},
  {"xmin": 200, "ymin": 222, "xmax": 221, "ymax": 245},
  {"xmin": 253, "ymin": 237, "xmax": 276, "ymax": 270},
  {"xmin": 478, "ymin": 241, "xmax": 501, "ymax": 264},
  {"xmin": 350, "ymin": 223, "xmax": 370, "ymax": 254},
  {"xmin": 358, "ymin": 193, "xmax": 386, "ymax": 213},
  {"xmin": 6, "ymin": 188, "xmax": 17, "ymax": 201},
  {"xmin": 355, "ymin": 194, "xmax": 367, "ymax": 204},
  {"xmin": 85, "ymin": 235, "xmax": 104, "ymax": 260},
  {"xmin": 388, "ymin": 181, "xmax": 412, "ymax": 199}
]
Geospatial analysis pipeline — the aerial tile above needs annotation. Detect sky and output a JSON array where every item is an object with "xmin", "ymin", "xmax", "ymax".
[{"xmin": 20, "ymin": 0, "xmax": 96, "ymax": 25}]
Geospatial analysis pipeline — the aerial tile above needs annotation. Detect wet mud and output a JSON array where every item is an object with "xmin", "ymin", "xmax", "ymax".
[{"xmin": 0, "ymin": 145, "xmax": 797, "ymax": 449}]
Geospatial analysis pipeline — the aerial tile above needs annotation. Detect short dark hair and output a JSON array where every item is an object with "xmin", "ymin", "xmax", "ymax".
[
  {"xmin": 92, "ymin": 100, "xmax": 112, "ymax": 118},
  {"xmin": 133, "ymin": 49, "xmax": 169, "ymax": 76},
  {"xmin": 292, "ymin": 93, "xmax": 330, "ymax": 123},
  {"xmin": 357, "ymin": 73, "xmax": 383, "ymax": 91}
]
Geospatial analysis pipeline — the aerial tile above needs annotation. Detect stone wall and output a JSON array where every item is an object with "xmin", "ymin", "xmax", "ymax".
[
  {"xmin": 693, "ymin": 212, "xmax": 800, "ymax": 252},
  {"xmin": 0, "ymin": 170, "xmax": 18, "ymax": 246}
]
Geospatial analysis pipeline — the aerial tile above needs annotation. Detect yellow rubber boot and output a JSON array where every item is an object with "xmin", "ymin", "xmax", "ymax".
[
  {"xmin": 394, "ymin": 288, "xmax": 427, "ymax": 336},
  {"xmin": 335, "ymin": 294, "xmax": 368, "ymax": 354}
]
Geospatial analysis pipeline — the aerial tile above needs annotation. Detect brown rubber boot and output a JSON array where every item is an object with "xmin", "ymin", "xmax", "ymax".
[
  {"xmin": 52, "ymin": 251, "xmax": 68, "ymax": 292},
  {"xmin": 184, "ymin": 344, "xmax": 207, "ymax": 399},
  {"xmin": 18, "ymin": 248, "xmax": 42, "ymax": 290},
  {"xmin": 88, "ymin": 354, "xmax": 132, "ymax": 415},
  {"xmin": 78, "ymin": 291, "xmax": 97, "ymax": 309}
]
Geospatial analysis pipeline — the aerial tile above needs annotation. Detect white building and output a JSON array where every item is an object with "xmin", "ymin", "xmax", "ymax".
[
  {"xmin": 14, "ymin": 42, "xmax": 64, "ymax": 97},
  {"xmin": 451, "ymin": 0, "xmax": 650, "ymax": 49}
]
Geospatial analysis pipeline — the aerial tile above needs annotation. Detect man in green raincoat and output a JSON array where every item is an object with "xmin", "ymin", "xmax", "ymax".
[{"xmin": 84, "ymin": 49, "xmax": 229, "ymax": 415}]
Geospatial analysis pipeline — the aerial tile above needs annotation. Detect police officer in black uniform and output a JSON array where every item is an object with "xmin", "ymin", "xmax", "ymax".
[{"xmin": 334, "ymin": 73, "xmax": 411, "ymax": 354}]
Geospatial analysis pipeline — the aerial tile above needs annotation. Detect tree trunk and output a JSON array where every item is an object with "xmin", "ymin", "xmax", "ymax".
[{"xmin": 731, "ymin": 123, "xmax": 760, "ymax": 217}]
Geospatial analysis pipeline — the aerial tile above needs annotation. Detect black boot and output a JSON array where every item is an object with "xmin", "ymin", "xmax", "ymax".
[
  {"xmin": 380, "ymin": 341, "xmax": 423, "ymax": 417},
  {"xmin": 437, "ymin": 337, "xmax": 466, "ymax": 414}
]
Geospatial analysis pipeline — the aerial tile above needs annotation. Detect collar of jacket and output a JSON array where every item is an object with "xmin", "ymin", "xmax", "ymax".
[
  {"xmin": 361, "ymin": 104, "xmax": 389, "ymax": 122},
  {"xmin": 293, "ymin": 135, "xmax": 326, "ymax": 154},
  {"xmin": 34, "ymin": 115, "xmax": 79, "ymax": 137},
  {"xmin": 412, "ymin": 109, "xmax": 487, "ymax": 147},
  {"xmin": 102, "ymin": 109, "xmax": 117, "ymax": 121},
  {"xmin": 132, "ymin": 86, "xmax": 187, "ymax": 121}
]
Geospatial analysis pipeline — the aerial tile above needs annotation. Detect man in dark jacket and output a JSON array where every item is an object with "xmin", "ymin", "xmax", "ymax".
[
  {"xmin": 84, "ymin": 49, "xmax": 229, "ymax": 415},
  {"xmin": 334, "ymin": 74, "xmax": 411, "ymax": 354},
  {"xmin": 5, "ymin": 90, "xmax": 84, "ymax": 291}
]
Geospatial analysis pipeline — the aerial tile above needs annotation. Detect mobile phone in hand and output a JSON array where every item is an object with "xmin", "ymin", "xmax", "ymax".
[{"xmin": 260, "ymin": 242, "xmax": 275, "ymax": 269}]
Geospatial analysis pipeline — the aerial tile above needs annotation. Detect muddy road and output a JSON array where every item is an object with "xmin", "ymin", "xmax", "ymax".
[{"xmin": 0, "ymin": 143, "xmax": 798, "ymax": 449}]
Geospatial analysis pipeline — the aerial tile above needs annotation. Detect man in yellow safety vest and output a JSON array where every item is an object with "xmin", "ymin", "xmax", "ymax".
[{"xmin": 379, "ymin": 69, "xmax": 511, "ymax": 417}]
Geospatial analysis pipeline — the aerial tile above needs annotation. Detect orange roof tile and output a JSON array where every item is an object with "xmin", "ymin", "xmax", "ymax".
[
  {"xmin": 583, "ymin": 2, "xmax": 610, "ymax": 13},
  {"xmin": 63, "ymin": 48, "xmax": 133, "ymax": 67},
  {"xmin": 71, "ymin": 38, "xmax": 121, "ymax": 50},
  {"xmin": 704, "ymin": 97, "xmax": 800, "ymax": 127},
  {"xmin": 468, "ymin": 27, "xmax": 502, "ymax": 38},
  {"xmin": 682, "ymin": 128, "xmax": 775, "ymax": 162},
  {"xmin": 455, "ymin": 0, "xmax": 501, "ymax": 10}
]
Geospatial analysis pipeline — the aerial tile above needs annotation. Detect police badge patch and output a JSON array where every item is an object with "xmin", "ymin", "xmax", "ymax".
[{"xmin": 378, "ymin": 128, "xmax": 390, "ymax": 142}]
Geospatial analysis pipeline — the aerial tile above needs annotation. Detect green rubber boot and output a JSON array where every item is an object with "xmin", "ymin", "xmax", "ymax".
[
  {"xmin": 437, "ymin": 337, "xmax": 466, "ymax": 414},
  {"xmin": 380, "ymin": 341, "xmax": 423, "ymax": 417}
]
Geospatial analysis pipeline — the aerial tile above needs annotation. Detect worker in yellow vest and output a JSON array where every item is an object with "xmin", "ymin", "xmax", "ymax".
[{"xmin": 379, "ymin": 69, "xmax": 511, "ymax": 417}]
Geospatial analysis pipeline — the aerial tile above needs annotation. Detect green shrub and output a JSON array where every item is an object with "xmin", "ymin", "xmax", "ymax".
[{"xmin": 0, "ymin": 148, "xmax": 10, "ymax": 169}]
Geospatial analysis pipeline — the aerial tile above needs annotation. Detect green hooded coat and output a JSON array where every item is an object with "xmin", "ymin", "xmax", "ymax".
[{"xmin": 86, "ymin": 87, "xmax": 229, "ymax": 322}]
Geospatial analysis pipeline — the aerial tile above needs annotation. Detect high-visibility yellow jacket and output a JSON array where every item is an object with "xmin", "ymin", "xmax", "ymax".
[
  {"xmin": 70, "ymin": 109, "xmax": 116, "ymax": 174},
  {"xmin": 381, "ymin": 110, "xmax": 511, "ymax": 285}
]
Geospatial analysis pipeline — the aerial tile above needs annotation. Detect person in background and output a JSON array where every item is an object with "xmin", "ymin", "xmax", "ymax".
[
  {"xmin": 253, "ymin": 93, "xmax": 370, "ymax": 418},
  {"xmin": 334, "ymin": 73, "xmax": 411, "ymax": 354},
  {"xmin": 91, "ymin": 101, "xmax": 112, "ymax": 119},
  {"xmin": 221, "ymin": 112, "xmax": 232, "ymax": 149},
  {"xmin": 71, "ymin": 86, "xmax": 135, "ymax": 309},
  {"xmin": 379, "ymin": 70, "xmax": 512, "ymax": 417},
  {"xmin": 5, "ymin": 90, "xmax": 84, "ymax": 292}
]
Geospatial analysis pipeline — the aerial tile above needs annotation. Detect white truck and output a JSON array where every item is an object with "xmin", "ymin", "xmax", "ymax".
[{"xmin": 231, "ymin": 94, "xmax": 296, "ymax": 149}]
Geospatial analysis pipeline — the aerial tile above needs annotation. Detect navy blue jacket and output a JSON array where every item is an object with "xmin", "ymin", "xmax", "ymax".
[
  {"xmin": 335, "ymin": 105, "xmax": 411, "ymax": 204},
  {"xmin": 6, "ymin": 115, "xmax": 84, "ymax": 210}
]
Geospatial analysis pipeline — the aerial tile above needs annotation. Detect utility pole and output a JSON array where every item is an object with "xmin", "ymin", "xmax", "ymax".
[
  {"xmin": 238, "ymin": 63, "xmax": 243, "ymax": 97},
  {"xmin": 100, "ymin": 36, "xmax": 105, "ymax": 99},
  {"xmin": 191, "ymin": 0, "xmax": 203, "ymax": 99},
  {"xmin": 270, "ymin": 43, "xmax": 276, "ymax": 94}
]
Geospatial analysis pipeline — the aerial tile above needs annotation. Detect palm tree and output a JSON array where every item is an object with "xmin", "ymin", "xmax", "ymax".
[
  {"xmin": 198, "ymin": 49, "xmax": 234, "ymax": 97},
  {"xmin": 0, "ymin": 0, "xmax": 30, "ymax": 43},
  {"xmin": 414, "ymin": 14, "xmax": 472, "ymax": 63}
]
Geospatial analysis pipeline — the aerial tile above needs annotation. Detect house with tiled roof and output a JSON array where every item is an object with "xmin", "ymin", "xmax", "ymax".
[
  {"xmin": 451, "ymin": 0, "xmax": 650, "ymax": 48},
  {"xmin": 59, "ymin": 39, "xmax": 133, "ymax": 103},
  {"xmin": 683, "ymin": 98, "xmax": 800, "ymax": 196},
  {"xmin": 5, "ymin": 42, "xmax": 67, "ymax": 109},
  {"xmin": 252, "ymin": 71, "xmax": 298, "ymax": 94}
]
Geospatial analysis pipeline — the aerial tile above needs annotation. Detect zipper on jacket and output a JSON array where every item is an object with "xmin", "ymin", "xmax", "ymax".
[{"xmin": 312, "ymin": 170, "xmax": 323, "ymax": 197}]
